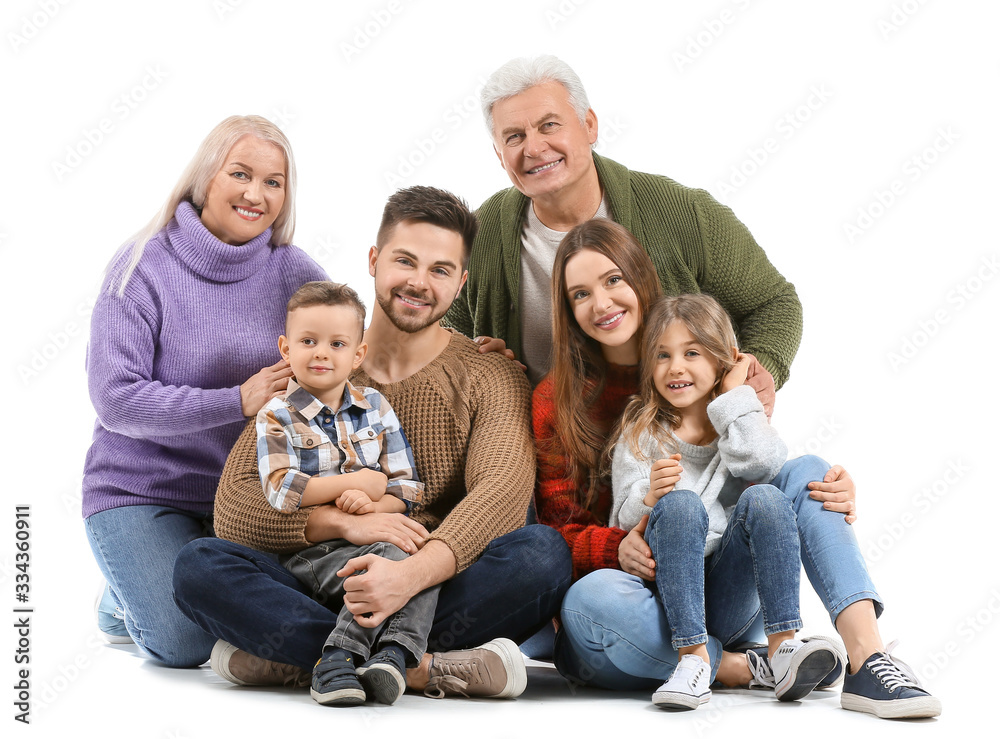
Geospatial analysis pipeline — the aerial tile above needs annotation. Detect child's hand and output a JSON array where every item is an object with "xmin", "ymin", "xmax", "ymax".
[
  {"xmin": 337, "ymin": 489, "xmax": 375, "ymax": 515},
  {"xmin": 720, "ymin": 353, "xmax": 751, "ymax": 394},
  {"xmin": 644, "ymin": 453, "xmax": 683, "ymax": 506}
]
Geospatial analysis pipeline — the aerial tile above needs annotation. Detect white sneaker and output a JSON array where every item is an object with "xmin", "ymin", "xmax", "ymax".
[
  {"xmin": 771, "ymin": 638, "xmax": 838, "ymax": 701},
  {"xmin": 652, "ymin": 654, "xmax": 712, "ymax": 710}
]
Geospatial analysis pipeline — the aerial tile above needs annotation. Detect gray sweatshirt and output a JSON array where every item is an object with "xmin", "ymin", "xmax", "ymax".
[{"xmin": 610, "ymin": 385, "xmax": 787, "ymax": 556}]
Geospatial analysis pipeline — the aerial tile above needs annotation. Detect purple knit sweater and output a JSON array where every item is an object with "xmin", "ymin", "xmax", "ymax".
[{"xmin": 82, "ymin": 201, "xmax": 327, "ymax": 518}]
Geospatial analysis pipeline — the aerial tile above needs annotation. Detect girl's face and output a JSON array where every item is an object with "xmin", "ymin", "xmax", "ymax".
[
  {"xmin": 651, "ymin": 320, "xmax": 721, "ymax": 414},
  {"xmin": 563, "ymin": 248, "xmax": 641, "ymax": 364}
]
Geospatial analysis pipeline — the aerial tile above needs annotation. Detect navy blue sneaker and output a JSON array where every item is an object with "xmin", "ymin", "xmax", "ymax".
[
  {"xmin": 311, "ymin": 650, "xmax": 366, "ymax": 706},
  {"xmin": 356, "ymin": 646, "xmax": 407, "ymax": 704},
  {"xmin": 841, "ymin": 642, "xmax": 941, "ymax": 719}
]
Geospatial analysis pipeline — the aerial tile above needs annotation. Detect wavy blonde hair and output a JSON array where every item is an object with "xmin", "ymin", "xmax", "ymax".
[
  {"xmin": 108, "ymin": 115, "xmax": 297, "ymax": 295},
  {"xmin": 616, "ymin": 293, "xmax": 739, "ymax": 463}
]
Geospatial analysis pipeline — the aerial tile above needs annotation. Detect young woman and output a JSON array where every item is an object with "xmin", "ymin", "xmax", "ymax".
[
  {"xmin": 84, "ymin": 115, "xmax": 327, "ymax": 666},
  {"xmin": 533, "ymin": 218, "xmax": 940, "ymax": 719}
]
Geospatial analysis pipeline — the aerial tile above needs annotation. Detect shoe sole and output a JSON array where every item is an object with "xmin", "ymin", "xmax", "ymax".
[
  {"xmin": 841, "ymin": 692, "xmax": 942, "ymax": 719},
  {"xmin": 804, "ymin": 636, "xmax": 847, "ymax": 690},
  {"xmin": 652, "ymin": 689, "xmax": 711, "ymax": 710},
  {"xmin": 357, "ymin": 664, "xmax": 405, "ymax": 704},
  {"xmin": 775, "ymin": 643, "xmax": 838, "ymax": 701},
  {"xmin": 211, "ymin": 640, "xmax": 248, "ymax": 686},
  {"xmin": 310, "ymin": 686, "xmax": 367, "ymax": 706},
  {"xmin": 481, "ymin": 638, "xmax": 527, "ymax": 698}
]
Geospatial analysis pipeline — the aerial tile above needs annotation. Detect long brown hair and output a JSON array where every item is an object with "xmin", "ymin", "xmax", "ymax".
[
  {"xmin": 547, "ymin": 219, "xmax": 661, "ymax": 513},
  {"xmin": 617, "ymin": 293, "xmax": 739, "ymax": 463}
]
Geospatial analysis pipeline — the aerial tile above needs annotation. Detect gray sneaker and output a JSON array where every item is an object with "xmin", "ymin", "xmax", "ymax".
[
  {"xmin": 210, "ymin": 640, "xmax": 311, "ymax": 688},
  {"xmin": 424, "ymin": 638, "xmax": 526, "ymax": 699}
]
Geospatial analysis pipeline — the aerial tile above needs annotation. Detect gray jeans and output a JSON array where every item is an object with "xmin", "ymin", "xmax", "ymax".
[{"xmin": 281, "ymin": 539, "xmax": 439, "ymax": 663}]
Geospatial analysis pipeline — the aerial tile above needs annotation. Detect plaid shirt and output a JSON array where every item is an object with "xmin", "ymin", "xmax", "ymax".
[{"xmin": 256, "ymin": 379, "xmax": 422, "ymax": 513}]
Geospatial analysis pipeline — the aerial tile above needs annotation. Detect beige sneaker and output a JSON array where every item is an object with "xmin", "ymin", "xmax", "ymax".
[
  {"xmin": 210, "ymin": 640, "xmax": 311, "ymax": 688},
  {"xmin": 424, "ymin": 638, "xmax": 526, "ymax": 699}
]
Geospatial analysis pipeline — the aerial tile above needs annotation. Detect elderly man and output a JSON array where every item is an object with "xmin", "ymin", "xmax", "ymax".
[{"xmin": 446, "ymin": 55, "xmax": 800, "ymax": 407}]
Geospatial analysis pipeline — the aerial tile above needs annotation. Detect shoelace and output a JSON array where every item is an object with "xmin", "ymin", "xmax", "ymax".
[
  {"xmin": 423, "ymin": 655, "xmax": 488, "ymax": 698},
  {"xmin": 865, "ymin": 641, "xmax": 922, "ymax": 693},
  {"xmin": 746, "ymin": 649, "xmax": 775, "ymax": 689}
]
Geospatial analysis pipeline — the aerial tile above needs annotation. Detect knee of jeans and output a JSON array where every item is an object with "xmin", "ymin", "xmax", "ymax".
[
  {"xmin": 142, "ymin": 628, "xmax": 215, "ymax": 668},
  {"xmin": 787, "ymin": 454, "xmax": 831, "ymax": 480},
  {"xmin": 649, "ymin": 489, "xmax": 705, "ymax": 526},
  {"xmin": 741, "ymin": 484, "xmax": 794, "ymax": 521},
  {"xmin": 372, "ymin": 542, "xmax": 409, "ymax": 562}
]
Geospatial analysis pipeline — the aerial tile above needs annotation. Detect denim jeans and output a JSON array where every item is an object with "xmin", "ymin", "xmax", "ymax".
[
  {"xmin": 556, "ymin": 455, "xmax": 883, "ymax": 688},
  {"xmin": 281, "ymin": 540, "xmax": 439, "ymax": 663},
  {"xmin": 85, "ymin": 504, "xmax": 217, "ymax": 667},
  {"xmin": 173, "ymin": 524, "xmax": 572, "ymax": 671},
  {"xmin": 647, "ymin": 485, "xmax": 802, "ymax": 650}
]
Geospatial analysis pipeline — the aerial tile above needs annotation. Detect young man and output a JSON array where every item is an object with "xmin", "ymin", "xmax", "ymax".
[{"xmin": 174, "ymin": 186, "xmax": 572, "ymax": 699}]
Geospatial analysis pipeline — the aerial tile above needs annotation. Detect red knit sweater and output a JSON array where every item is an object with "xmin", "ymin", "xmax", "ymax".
[{"xmin": 532, "ymin": 364, "xmax": 640, "ymax": 580}]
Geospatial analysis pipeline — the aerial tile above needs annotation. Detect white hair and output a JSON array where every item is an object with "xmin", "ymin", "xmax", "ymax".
[
  {"xmin": 481, "ymin": 55, "xmax": 591, "ymax": 137},
  {"xmin": 108, "ymin": 115, "xmax": 297, "ymax": 296}
]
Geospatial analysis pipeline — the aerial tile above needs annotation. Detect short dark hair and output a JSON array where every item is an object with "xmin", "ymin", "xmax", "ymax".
[
  {"xmin": 375, "ymin": 185, "xmax": 478, "ymax": 266},
  {"xmin": 285, "ymin": 281, "xmax": 365, "ymax": 342}
]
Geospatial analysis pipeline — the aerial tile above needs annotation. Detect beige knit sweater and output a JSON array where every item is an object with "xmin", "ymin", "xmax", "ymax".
[{"xmin": 214, "ymin": 331, "xmax": 534, "ymax": 572}]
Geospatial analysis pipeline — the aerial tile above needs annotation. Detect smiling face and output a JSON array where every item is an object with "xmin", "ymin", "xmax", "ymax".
[
  {"xmin": 651, "ymin": 320, "xmax": 722, "ymax": 417},
  {"xmin": 490, "ymin": 81, "xmax": 599, "ymax": 206},
  {"xmin": 278, "ymin": 304, "xmax": 367, "ymax": 407},
  {"xmin": 563, "ymin": 247, "xmax": 641, "ymax": 365},
  {"xmin": 200, "ymin": 135, "xmax": 287, "ymax": 245},
  {"xmin": 369, "ymin": 220, "xmax": 468, "ymax": 335}
]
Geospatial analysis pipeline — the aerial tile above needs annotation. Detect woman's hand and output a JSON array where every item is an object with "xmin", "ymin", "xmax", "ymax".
[
  {"xmin": 808, "ymin": 465, "xmax": 858, "ymax": 524},
  {"xmin": 240, "ymin": 359, "xmax": 294, "ymax": 417},
  {"xmin": 618, "ymin": 515, "xmax": 656, "ymax": 581},
  {"xmin": 643, "ymin": 453, "xmax": 683, "ymax": 506},
  {"xmin": 475, "ymin": 336, "xmax": 527, "ymax": 372}
]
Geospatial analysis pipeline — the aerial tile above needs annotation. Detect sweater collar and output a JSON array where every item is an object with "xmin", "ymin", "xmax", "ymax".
[{"xmin": 165, "ymin": 201, "xmax": 274, "ymax": 283}]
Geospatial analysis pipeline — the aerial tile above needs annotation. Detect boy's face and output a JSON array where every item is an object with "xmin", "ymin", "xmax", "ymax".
[{"xmin": 278, "ymin": 304, "xmax": 367, "ymax": 407}]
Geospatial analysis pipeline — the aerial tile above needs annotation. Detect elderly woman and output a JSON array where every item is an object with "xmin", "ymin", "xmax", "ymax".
[{"xmin": 83, "ymin": 115, "xmax": 327, "ymax": 667}]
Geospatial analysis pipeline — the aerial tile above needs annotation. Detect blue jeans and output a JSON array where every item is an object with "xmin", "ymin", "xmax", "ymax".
[
  {"xmin": 556, "ymin": 455, "xmax": 882, "ymax": 688},
  {"xmin": 647, "ymin": 486, "xmax": 802, "ymax": 650},
  {"xmin": 282, "ymin": 540, "xmax": 439, "ymax": 663},
  {"xmin": 173, "ymin": 524, "xmax": 572, "ymax": 671},
  {"xmin": 85, "ymin": 504, "xmax": 217, "ymax": 667}
]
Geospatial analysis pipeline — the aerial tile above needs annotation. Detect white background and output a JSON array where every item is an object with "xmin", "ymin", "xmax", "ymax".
[{"xmin": 2, "ymin": 0, "xmax": 997, "ymax": 736}]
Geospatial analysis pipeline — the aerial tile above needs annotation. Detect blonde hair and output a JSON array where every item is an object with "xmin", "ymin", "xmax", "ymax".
[
  {"xmin": 617, "ymin": 294, "xmax": 739, "ymax": 463},
  {"xmin": 109, "ymin": 115, "xmax": 297, "ymax": 295}
]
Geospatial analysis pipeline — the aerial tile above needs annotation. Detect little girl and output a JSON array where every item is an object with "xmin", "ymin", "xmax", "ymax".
[{"xmin": 609, "ymin": 293, "xmax": 837, "ymax": 710}]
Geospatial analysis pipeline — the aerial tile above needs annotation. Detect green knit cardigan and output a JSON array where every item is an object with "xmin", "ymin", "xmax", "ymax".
[{"xmin": 444, "ymin": 153, "xmax": 802, "ymax": 389}]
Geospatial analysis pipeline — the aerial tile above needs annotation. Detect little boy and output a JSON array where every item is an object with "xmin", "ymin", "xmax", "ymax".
[{"xmin": 256, "ymin": 280, "xmax": 433, "ymax": 707}]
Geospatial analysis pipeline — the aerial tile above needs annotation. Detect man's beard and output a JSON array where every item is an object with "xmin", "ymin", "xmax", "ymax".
[{"xmin": 375, "ymin": 287, "xmax": 445, "ymax": 334}]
